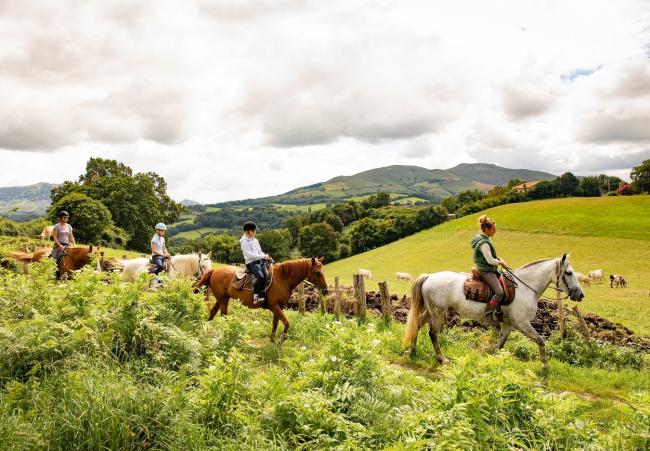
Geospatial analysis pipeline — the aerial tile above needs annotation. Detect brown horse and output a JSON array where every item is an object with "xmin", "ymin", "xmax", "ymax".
[
  {"xmin": 8, "ymin": 248, "xmax": 52, "ymax": 263},
  {"xmin": 193, "ymin": 257, "xmax": 329, "ymax": 341},
  {"xmin": 58, "ymin": 246, "xmax": 100, "ymax": 279}
]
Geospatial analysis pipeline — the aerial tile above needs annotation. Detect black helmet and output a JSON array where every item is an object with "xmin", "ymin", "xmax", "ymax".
[
  {"xmin": 58, "ymin": 210, "xmax": 70, "ymax": 218},
  {"xmin": 243, "ymin": 221, "xmax": 257, "ymax": 232}
]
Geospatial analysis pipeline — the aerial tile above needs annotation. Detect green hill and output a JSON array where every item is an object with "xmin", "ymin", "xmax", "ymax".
[
  {"xmin": 211, "ymin": 163, "xmax": 555, "ymax": 207},
  {"xmin": 447, "ymin": 162, "xmax": 556, "ymax": 186},
  {"xmin": 0, "ymin": 182, "xmax": 56, "ymax": 221},
  {"xmin": 325, "ymin": 196, "xmax": 650, "ymax": 335}
]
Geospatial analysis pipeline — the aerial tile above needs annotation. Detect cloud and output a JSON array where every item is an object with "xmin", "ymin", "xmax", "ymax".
[
  {"xmin": 609, "ymin": 63, "xmax": 650, "ymax": 98},
  {"xmin": 578, "ymin": 114, "xmax": 650, "ymax": 144},
  {"xmin": 501, "ymin": 85, "xmax": 554, "ymax": 120},
  {"xmin": 400, "ymin": 136, "xmax": 433, "ymax": 159}
]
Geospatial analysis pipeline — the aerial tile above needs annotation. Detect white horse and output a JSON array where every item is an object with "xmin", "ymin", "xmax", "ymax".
[
  {"xmin": 117, "ymin": 252, "xmax": 212, "ymax": 282},
  {"xmin": 396, "ymin": 272, "xmax": 413, "ymax": 282},
  {"xmin": 358, "ymin": 268, "xmax": 372, "ymax": 279},
  {"xmin": 403, "ymin": 254, "xmax": 584, "ymax": 370}
]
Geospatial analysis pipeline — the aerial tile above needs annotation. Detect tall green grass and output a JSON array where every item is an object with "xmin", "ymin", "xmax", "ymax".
[{"xmin": 0, "ymin": 263, "xmax": 648, "ymax": 449}]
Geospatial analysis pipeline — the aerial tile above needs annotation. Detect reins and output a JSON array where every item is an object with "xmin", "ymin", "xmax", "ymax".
[{"xmin": 502, "ymin": 262, "xmax": 570, "ymax": 302}]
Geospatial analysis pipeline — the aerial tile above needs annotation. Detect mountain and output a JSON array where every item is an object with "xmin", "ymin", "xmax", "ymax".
[
  {"xmin": 0, "ymin": 182, "xmax": 56, "ymax": 221},
  {"xmin": 446, "ymin": 163, "xmax": 555, "ymax": 186},
  {"xmin": 211, "ymin": 163, "xmax": 555, "ymax": 207},
  {"xmin": 180, "ymin": 199, "xmax": 201, "ymax": 206}
]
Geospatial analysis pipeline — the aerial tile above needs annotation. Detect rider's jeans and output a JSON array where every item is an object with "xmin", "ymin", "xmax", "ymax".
[{"xmin": 246, "ymin": 260, "xmax": 265, "ymax": 295}]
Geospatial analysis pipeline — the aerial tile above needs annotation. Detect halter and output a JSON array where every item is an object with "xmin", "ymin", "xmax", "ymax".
[{"xmin": 197, "ymin": 254, "xmax": 208, "ymax": 277}]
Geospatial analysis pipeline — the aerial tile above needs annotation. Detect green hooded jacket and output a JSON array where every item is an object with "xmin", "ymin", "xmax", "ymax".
[{"xmin": 471, "ymin": 234, "xmax": 498, "ymax": 273}]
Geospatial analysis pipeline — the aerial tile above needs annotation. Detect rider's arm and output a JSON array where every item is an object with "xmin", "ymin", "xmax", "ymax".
[
  {"xmin": 480, "ymin": 243, "xmax": 500, "ymax": 266},
  {"xmin": 69, "ymin": 228, "xmax": 76, "ymax": 247},
  {"xmin": 151, "ymin": 241, "xmax": 164, "ymax": 257},
  {"xmin": 241, "ymin": 239, "xmax": 266, "ymax": 261},
  {"xmin": 52, "ymin": 227, "xmax": 63, "ymax": 249}
]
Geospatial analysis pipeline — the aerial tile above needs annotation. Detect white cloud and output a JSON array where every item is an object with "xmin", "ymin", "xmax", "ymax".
[{"xmin": 0, "ymin": 0, "xmax": 649, "ymax": 201}]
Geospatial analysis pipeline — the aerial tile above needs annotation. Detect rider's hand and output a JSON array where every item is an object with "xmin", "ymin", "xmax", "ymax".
[{"xmin": 499, "ymin": 258, "xmax": 508, "ymax": 268}]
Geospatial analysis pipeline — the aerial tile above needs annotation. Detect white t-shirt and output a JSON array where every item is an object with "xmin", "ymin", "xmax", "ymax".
[{"xmin": 151, "ymin": 234, "xmax": 165, "ymax": 255}]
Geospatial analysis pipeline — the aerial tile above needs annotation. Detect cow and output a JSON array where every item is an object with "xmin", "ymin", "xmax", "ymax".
[
  {"xmin": 610, "ymin": 274, "xmax": 627, "ymax": 288},
  {"xmin": 575, "ymin": 272, "xmax": 591, "ymax": 287},
  {"xmin": 358, "ymin": 268, "xmax": 372, "ymax": 279}
]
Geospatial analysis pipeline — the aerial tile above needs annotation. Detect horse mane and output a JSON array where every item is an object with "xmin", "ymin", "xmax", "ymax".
[
  {"xmin": 516, "ymin": 257, "xmax": 557, "ymax": 271},
  {"xmin": 276, "ymin": 258, "xmax": 311, "ymax": 281},
  {"xmin": 171, "ymin": 254, "xmax": 200, "ymax": 277}
]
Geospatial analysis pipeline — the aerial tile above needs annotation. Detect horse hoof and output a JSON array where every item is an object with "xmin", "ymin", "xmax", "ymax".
[
  {"xmin": 404, "ymin": 347, "xmax": 415, "ymax": 357},
  {"xmin": 437, "ymin": 357, "xmax": 448, "ymax": 365}
]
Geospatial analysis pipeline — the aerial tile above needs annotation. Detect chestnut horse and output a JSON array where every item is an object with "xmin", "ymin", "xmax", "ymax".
[
  {"xmin": 193, "ymin": 257, "xmax": 329, "ymax": 341},
  {"xmin": 58, "ymin": 246, "xmax": 100, "ymax": 279}
]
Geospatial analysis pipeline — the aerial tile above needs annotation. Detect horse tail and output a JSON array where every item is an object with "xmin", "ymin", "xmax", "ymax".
[
  {"xmin": 403, "ymin": 274, "xmax": 429, "ymax": 345},
  {"xmin": 193, "ymin": 269, "xmax": 214, "ymax": 294}
]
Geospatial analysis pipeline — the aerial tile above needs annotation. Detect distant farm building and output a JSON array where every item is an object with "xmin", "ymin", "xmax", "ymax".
[{"xmin": 513, "ymin": 180, "xmax": 544, "ymax": 193}]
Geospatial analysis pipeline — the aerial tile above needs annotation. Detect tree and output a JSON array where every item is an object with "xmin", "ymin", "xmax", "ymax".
[
  {"xmin": 597, "ymin": 174, "xmax": 623, "ymax": 193},
  {"xmin": 557, "ymin": 172, "xmax": 579, "ymax": 196},
  {"xmin": 631, "ymin": 159, "xmax": 650, "ymax": 193},
  {"xmin": 415, "ymin": 205, "xmax": 448, "ymax": 229},
  {"xmin": 528, "ymin": 180, "xmax": 559, "ymax": 199},
  {"xmin": 50, "ymin": 158, "xmax": 185, "ymax": 251},
  {"xmin": 441, "ymin": 196, "xmax": 457, "ymax": 213},
  {"xmin": 507, "ymin": 178, "xmax": 524, "ymax": 189},
  {"xmin": 258, "ymin": 229, "xmax": 292, "ymax": 261},
  {"xmin": 578, "ymin": 176, "xmax": 601, "ymax": 197},
  {"xmin": 205, "ymin": 234, "xmax": 239, "ymax": 263},
  {"xmin": 349, "ymin": 217, "xmax": 383, "ymax": 253},
  {"xmin": 456, "ymin": 189, "xmax": 484, "ymax": 206},
  {"xmin": 298, "ymin": 222, "xmax": 339, "ymax": 262},
  {"xmin": 48, "ymin": 193, "xmax": 113, "ymax": 244},
  {"xmin": 284, "ymin": 216, "xmax": 305, "ymax": 247}
]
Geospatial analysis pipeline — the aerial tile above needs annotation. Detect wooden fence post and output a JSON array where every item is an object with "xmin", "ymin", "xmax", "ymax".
[
  {"xmin": 298, "ymin": 282, "xmax": 305, "ymax": 315},
  {"xmin": 572, "ymin": 306, "xmax": 592, "ymax": 339},
  {"xmin": 334, "ymin": 276, "xmax": 342, "ymax": 317},
  {"xmin": 557, "ymin": 294, "xmax": 566, "ymax": 339},
  {"xmin": 319, "ymin": 290, "xmax": 326, "ymax": 314},
  {"xmin": 353, "ymin": 274, "xmax": 367, "ymax": 321},
  {"xmin": 378, "ymin": 281, "xmax": 390, "ymax": 323}
]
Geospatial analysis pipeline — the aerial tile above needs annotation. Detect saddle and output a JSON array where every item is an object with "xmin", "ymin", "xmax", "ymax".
[
  {"xmin": 232, "ymin": 263, "xmax": 274, "ymax": 292},
  {"xmin": 463, "ymin": 268, "xmax": 516, "ymax": 305}
]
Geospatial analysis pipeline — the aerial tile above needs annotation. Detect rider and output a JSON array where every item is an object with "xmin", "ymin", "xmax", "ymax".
[
  {"xmin": 240, "ymin": 221, "xmax": 271, "ymax": 305},
  {"xmin": 471, "ymin": 215, "xmax": 508, "ymax": 326},
  {"xmin": 51, "ymin": 210, "xmax": 76, "ymax": 277},
  {"xmin": 150, "ymin": 223, "xmax": 171, "ymax": 275}
]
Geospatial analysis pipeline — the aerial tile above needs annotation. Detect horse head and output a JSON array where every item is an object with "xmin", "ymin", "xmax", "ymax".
[
  {"xmin": 558, "ymin": 253, "xmax": 584, "ymax": 302},
  {"xmin": 308, "ymin": 256, "xmax": 329, "ymax": 294},
  {"xmin": 198, "ymin": 251, "xmax": 212, "ymax": 275}
]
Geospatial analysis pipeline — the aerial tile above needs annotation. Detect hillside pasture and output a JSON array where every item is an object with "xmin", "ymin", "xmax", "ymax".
[{"xmin": 326, "ymin": 196, "xmax": 650, "ymax": 335}]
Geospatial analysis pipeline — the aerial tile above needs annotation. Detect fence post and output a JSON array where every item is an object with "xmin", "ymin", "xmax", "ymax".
[
  {"xmin": 378, "ymin": 281, "xmax": 391, "ymax": 323},
  {"xmin": 334, "ymin": 276, "xmax": 342, "ymax": 317},
  {"xmin": 353, "ymin": 274, "xmax": 367, "ymax": 321},
  {"xmin": 319, "ymin": 290, "xmax": 326, "ymax": 314},
  {"xmin": 298, "ymin": 282, "xmax": 305, "ymax": 315},
  {"xmin": 572, "ymin": 306, "xmax": 591, "ymax": 339},
  {"xmin": 557, "ymin": 293, "xmax": 566, "ymax": 339}
]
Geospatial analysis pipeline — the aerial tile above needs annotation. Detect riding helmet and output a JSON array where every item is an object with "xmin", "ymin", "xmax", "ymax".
[
  {"xmin": 155, "ymin": 223, "xmax": 167, "ymax": 231},
  {"xmin": 58, "ymin": 210, "xmax": 70, "ymax": 218},
  {"xmin": 243, "ymin": 221, "xmax": 257, "ymax": 232}
]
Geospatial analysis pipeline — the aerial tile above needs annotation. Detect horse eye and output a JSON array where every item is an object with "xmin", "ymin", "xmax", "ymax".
[{"xmin": 566, "ymin": 271, "xmax": 572, "ymax": 275}]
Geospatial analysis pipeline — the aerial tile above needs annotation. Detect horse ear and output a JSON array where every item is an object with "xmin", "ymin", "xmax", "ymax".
[
  {"xmin": 198, "ymin": 251, "xmax": 202, "ymax": 258},
  {"xmin": 89, "ymin": 245, "xmax": 93, "ymax": 252},
  {"xmin": 207, "ymin": 251, "xmax": 211, "ymax": 258},
  {"xmin": 318, "ymin": 256, "xmax": 324, "ymax": 262},
  {"xmin": 311, "ymin": 257, "xmax": 316, "ymax": 264},
  {"xmin": 561, "ymin": 253, "xmax": 567, "ymax": 263}
]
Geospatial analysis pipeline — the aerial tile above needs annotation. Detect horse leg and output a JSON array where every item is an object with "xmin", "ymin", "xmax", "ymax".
[
  {"xmin": 270, "ymin": 315, "xmax": 279, "ymax": 343},
  {"xmin": 496, "ymin": 323, "xmax": 514, "ymax": 349},
  {"xmin": 404, "ymin": 310, "xmax": 430, "ymax": 357},
  {"xmin": 269, "ymin": 304, "xmax": 290, "ymax": 342},
  {"xmin": 428, "ymin": 308, "xmax": 447, "ymax": 364},
  {"xmin": 208, "ymin": 297, "xmax": 224, "ymax": 321},
  {"xmin": 219, "ymin": 299, "xmax": 229, "ymax": 316},
  {"xmin": 517, "ymin": 321, "xmax": 548, "ymax": 370}
]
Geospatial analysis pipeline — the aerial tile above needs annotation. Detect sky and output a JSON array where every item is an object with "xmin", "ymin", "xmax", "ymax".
[{"xmin": 1, "ymin": 0, "xmax": 649, "ymax": 203}]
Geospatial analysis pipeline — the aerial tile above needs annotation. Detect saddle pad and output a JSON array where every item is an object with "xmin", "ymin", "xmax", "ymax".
[
  {"xmin": 232, "ymin": 265, "xmax": 274, "ymax": 292},
  {"xmin": 463, "ymin": 271, "xmax": 516, "ymax": 305}
]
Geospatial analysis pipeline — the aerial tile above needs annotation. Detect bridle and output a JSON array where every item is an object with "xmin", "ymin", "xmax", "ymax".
[{"xmin": 502, "ymin": 258, "xmax": 575, "ymax": 301}]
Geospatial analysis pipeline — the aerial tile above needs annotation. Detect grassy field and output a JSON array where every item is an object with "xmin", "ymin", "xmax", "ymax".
[
  {"xmin": 326, "ymin": 196, "xmax": 650, "ymax": 335},
  {"xmin": 173, "ymin": 227, "xmax": 228, "ymax": 240}
]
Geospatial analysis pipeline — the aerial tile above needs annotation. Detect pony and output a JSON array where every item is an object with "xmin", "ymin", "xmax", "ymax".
[
  {"xmin": 7, "ymin": 248, "xmax": 52, "ymax": 264},
  {"xmin": 575, "ymin": 272, "xmax": 591, "ymax": 287},
  {"xmin": 403, "ymin": 254, "xmax": 584, "ymax": 370},
  {"xmin": 358, "ymin": 268, "xmax": 372, "ymax": 279},
  {"xmin": 609, "ymin": 274, "xmax": 626, "ymax": 288},
  {"xmin": 39, "ymin": 225, "xmax": 54, "ymax": 241},
  {"xmin": 114, "ymin": 252, "xmax": 212, "ymax": 281},
  {"xmin": 58, "ymin": 246, "xmax": 101, "ymax": 279},
  {"xmin": 396, "ymin": 272, "xmax": 413, "ymax": 282},
  {"xmin": 588, "ymin": 269, "xmax": 604, "ymax": 283},
  {"xmin": 193, "ymin": 257, "xmax": 329, "ymax": 342}
]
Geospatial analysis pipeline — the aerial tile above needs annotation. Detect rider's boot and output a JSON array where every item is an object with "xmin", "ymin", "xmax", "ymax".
[
  {"xmin": 252, "ymin": 294, "xmax": 265, "ymax": 305},
  {"xmin": 484, "ymin": 300, "xmax": 498, "ymax": 326}
]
